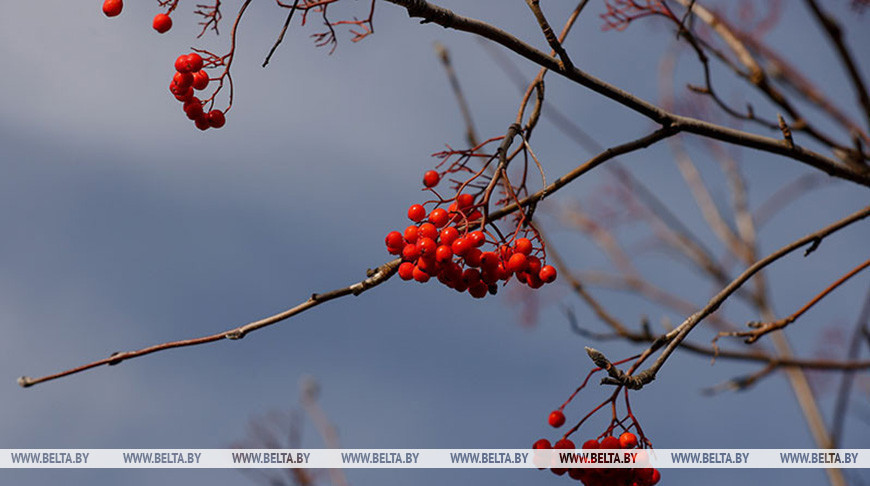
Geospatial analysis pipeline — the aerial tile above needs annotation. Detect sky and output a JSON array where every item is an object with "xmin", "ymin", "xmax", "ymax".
[{"xmin": 1, "ymin": 1, "xmax": 868, "ymax": 486}]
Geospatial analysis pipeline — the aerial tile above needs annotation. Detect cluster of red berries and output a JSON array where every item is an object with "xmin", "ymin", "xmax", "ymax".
[
  {"xmin": 169, "ymin": 53, "xmax": 226, "ymax": 131},
  {"xmin": 533, "ymin": 431, "xmax": 661, "ymax": 486},
  {"xmin": 385, "ymin": 172, "xmax": 557, "ymax": 298},
  {"xmin": 101, "ymin": 0, "xmax": 173, "ymax": 34}
]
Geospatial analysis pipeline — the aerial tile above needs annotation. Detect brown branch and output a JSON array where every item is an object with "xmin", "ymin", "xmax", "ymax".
[
  {"xmin": 18, "ymin": 259, "xmax": 401, "ymax": 388},
  {"xmin": 384, "ymin": 0, "xmax": 870, "ymax": 186},
  {"xmin": 595, "ymin": 204, "xmax": 870, "ymax": 390},
  {"xmin": 525, "ymin": 0, "xmax": 573, "ymax": 71},
  {"xmin": 720, "ymin": 257, "xmax": 870, "ymax": 344},
  {"xmin": 805, "ymin": 0, "xmax": 870, "ymax": 134}
]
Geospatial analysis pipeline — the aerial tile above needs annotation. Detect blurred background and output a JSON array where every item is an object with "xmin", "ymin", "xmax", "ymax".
[{"xmin": 1, "ymin": 1, "xmax": 868, "ymax": 485}]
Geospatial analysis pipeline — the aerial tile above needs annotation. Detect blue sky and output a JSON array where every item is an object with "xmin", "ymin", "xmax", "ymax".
[{"xmin": 1, "ymin": 1, "xmax": 868, "ymax": 485}]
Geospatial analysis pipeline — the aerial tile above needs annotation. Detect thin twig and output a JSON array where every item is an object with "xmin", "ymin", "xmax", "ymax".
[{"xmin": 18, "ymin": 259, "xmax": 401, "ymax": 388}]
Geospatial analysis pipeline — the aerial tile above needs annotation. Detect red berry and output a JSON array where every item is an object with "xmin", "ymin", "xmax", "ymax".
[
  {"xmin": 599, "ymin": 436, "xmax": 620, "ymax": 450},
  {"xmin": 194, "ymin": 116, "xmax": 210, "ymax": 131},
  {"xmin": 102, "ymin": 0, "xmax": 123, "ymax": 17},
  {"xmin": 462, "ymin": 269, "xmax": 481, "ymax": 286},
  {"xmin": 526, "ymin": 272, "xmax": 544, "ymax": 289},
  {"xmin": 582, "ymin": 439, "xmax": 600, "ymax": 449},
  {"xmin": 422, "ymin": 170, "xmax": 440, "ymax": 187},
  {"xmin": 439, "ymin": 227, "xmax": 459, "ymax": 247},
  {"xmin": 184, "ymin": 101, "xmax": 204, "ymax": 120},
  {"xmin": 548, "ymin": 410, "xmax": 565, "ymax": 428},
  {"xmin": 468, "ymin": 281, "xmax": 488, "ymax": 298},
  {"xmin": 619, "ymin": 432, "xmax": 638, "ymax": 449},
  {"xmin": 173, "ymin": 71, "xmax": 193, "ymax": 90},
  {"xmin": 479, "ymin": 251, "xmax": 499, "ymax": 272},
  {"xmin": 428, "ymin": 208, "xmax": 448, "ymax": 228},
  {"xmin": 533, "ymin": 439, "xmax": 551, "ymax": 449},
  {"xmin": 468, "ymin": 231, "xmax": 485, "ymax": 247},
  {"xmin": 527, "ymin": 255, "xmax": 542, "ymax": 275},
  {"xmin": 175, "ymin": 55, "xmax": 190, "ymax": 73},
  {"xmin": 506, "ymin": 253, "xmax": 528, "ymax": 273},
  {"xmin": 417, "ymin": 237, "xmax": 437, "ymax": 256},
  {"xmin": 185, "ymin": 53, "xmax": 204, "ymax": 72},
  {"xmin": 398, "ymin": 262, "xmax": 415, "ymax": 280},
  {"xmin": 402, "ymin": 243, "xmax": 420, "ymax": 261},
  {"xmin": 207, "ymin": 110, "xmax": 226, "ymax": 128},
  {"xmin": 385, "ymin": 231, "xmax": 404, "ymax": 250},
  {"xmin": 418, "ymin": 222, "xmax": 438, "ymax": 240},
  {"xmin": 514, "ymin": 237, "xmax": 533, "ymax": 255},
  {"xmin": 636, "ymin": 468, "xmax": 661, "ymax": 486},
  {"xmin": 554, "ymin": 439, "xmax": 575, "ymax": 449},
  {"xmin": 176, "ymin": 53, "xmax": 204, "ymax": 73},
  {"xmin": 435, "ymin": 245, "xmax": 453, "ymax": 263},
  {"xmin": 403, "ymin": 225, "xmax": 419, "ymax": 244},
  {"xmin": 407, "ymin": 204, "xmax": 426, "ymax": 222},
  {"xmin": 412, "ymin": 266, "xmax": 430, "ymax": 283},
  {"xmin": 464, "ymin": 248, "xmax": 482, "ymax": 267},
  {"xmin": 192, "ymin": 70, "xmax": 210, "ymax": 90},
  {"xmin": 451, "ymin": 237, "xmax": 471, "ymax": 257},
  {"xmin": 416, "ymin": 256, "xmax": 439, "ymax": 275},
  {"xmin": 152, "ymin": 13, "xmax": 172, "ymax": 33},
  {"xmin": 456, "ymin": 193, "xmax": 474, "ymax": 210},
  {"xmin": 539, "ymin": 264, "xmax": 557, "ymax": 283}
]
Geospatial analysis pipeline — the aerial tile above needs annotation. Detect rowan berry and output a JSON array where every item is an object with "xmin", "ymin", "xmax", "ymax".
[
  {"xmin": 153, "ymin": 13, "xmax": 172, "ymax": 33},
  {"xmin": 418, "ymin": 223, "xmax": 438, "ymax": 240},
  {"xmin": 554, "ymin": 439, "xmax": 575, "ymax": 449},
  {"xmin": 183, "ymin": 100, "xmax": 204, "ymax": 120},
  {"xmin": 619, "ymin": 432, "xmax": 638, "ymax": 449},
  {"xmin": 582, "ymin": 439, "xmax": 600, "ymax": 449},
  {"xmin": 192, "ymin": 70, "xmax": 209, "ymax": 90},
  {"xmin": 207, "ymin": 110, "xmax": 226, "ymax": 129},
  {"xmin": 539, "ymin": 265, "xmax": 557, "ymax": 283},
  {"xmin": 407, "ymin": 204, "xmax": 426, "ymax": 222},
  {"xmin": 194, "ymin": 116, "xmax": 210, "ymax": 131},
  {"xmin": 507, "ymin": 253, "xmax": 528, "ymax": 273},
  {"xmin": 468, "ymin": 231, "xmax": 485, "ymax": 247},
  {"xmin": 451, "ymin": 237, "xmax": 471, "ymax": 257},
  {"xmin": 397, "ymin": 262, "xmax": 415, "ymax": 281},
  {"xmin": 456, "ymin": 193, "xmax": 474, "ymax": 210},
  {"xmin": 423, "ymin": 170, "xmax": 440, "ymax": 187},
  {"xmin": 479, "ymin": 252, "xmax": 499, "ymax": 272},
  {"xmin": 175, "ymin": 53, "xmax": 203, "ymax": 73},
  {"xmin": 600, "ymin": 436, "xmax": 620, "ymax": 450},
  {"xmin": 468, "ymin": 281, "xmax": 488, "ymax": 299},
  {"xmin": 385, "ymin": 231, "xmax": 404, "ymax": 252},
  {"xmin": 102, "ymin": 0, "xmax": 123, "ymax": 17},
  {"xmin": 417, "ymin": 237, "xmax": 436, "ymax": 256},
  {"xmin": 548, "ymin": 410, "xmax": 565, "ymax": 428},
  {"xmin": 533, "ymin": 439, "xmax": 551, "ymax": 449},
  {"xmin": 402, "ymin": 243, "xmax": 420, "ymax": 261},
  {"xmin": 428, "ymin": 208, "xmax": 449, "ymax": 228},
  {"xmin": 514, "ymin": 237, "xmax": 533, "ymax": 255},
  {"xmin": 403, "ymin": 225, "xmax": 419, "ymax": 244},
  {"xmin": 412, "ymin": 266, "xmax": 430, "ymax": 283},
  {"xmin": 435, "ymin": 245, "xmax": 453, "ymax": 263},
  {"xmin": 439, "ymin": 227, "xmax": 459, "ymax": 247},
  {"xmin": 464, "ymin": 248, "xmax": 482, "ymax": 267},
  {"xmin": 173, "ymin": 72, "xmax": 193, "ymax": 90}
]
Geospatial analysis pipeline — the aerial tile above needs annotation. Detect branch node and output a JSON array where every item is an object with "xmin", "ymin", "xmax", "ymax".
[{"xmin": 778, "ymin": 114, "xmax": 795, "ymax": 149}]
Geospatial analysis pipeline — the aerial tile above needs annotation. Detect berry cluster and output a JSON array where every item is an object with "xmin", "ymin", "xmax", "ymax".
[
  {"xmin": 533, "ymin": 432, "xmax": 661, "ymax": 486},
  {"xmin": 385, "ymin": 172, "xmax": 556, "ymax": 298},
  {"xmin": 101, "ymin": 0, "xmax": 174, "ymax": 34},
  {"xmin": 169, "ymin": 53, "xmax": 226, "ymax": 131}
]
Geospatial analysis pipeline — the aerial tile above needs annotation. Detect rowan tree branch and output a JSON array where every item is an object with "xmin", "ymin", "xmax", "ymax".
[
  {"xmin": 592, "ymin": 204, "xmax": 870, "ymax": 390},
  {"xmin": 384, "ymin": 0, "xmax": 870, "ymax": 186},
  {"xmin": 18, "ymin": 259, "xmax": 401, "ymax": 388}
]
